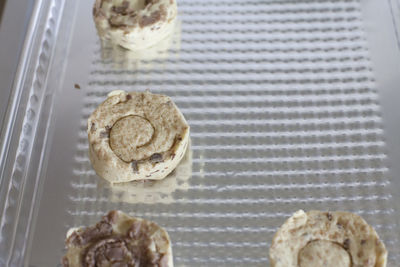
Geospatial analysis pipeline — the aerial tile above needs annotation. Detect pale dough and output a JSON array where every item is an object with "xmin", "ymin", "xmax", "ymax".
[
  {"xmin": 269, "ymin": 210, "xmax": 387, "ymax": 267},
  {"xmin": 99, "ymin": 18, "xmax": 181, "ymax": 68},
  {"xmin": 93, "ymin": 0, "xmax": 177, "ymax": 50},
  {"xmin": 88, "ymin": 90, "xmax": 189, "ymax": 183},
  {"xmin": 99, "ymin": 141, "xmax": 192, "ymax": 204},
  {"xmin": 62, "ymin": 210, "xmax": 173, "ymax": 267}
]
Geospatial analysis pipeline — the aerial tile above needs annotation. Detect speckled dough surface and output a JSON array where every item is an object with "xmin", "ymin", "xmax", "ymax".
[
  {"xmin": 269, "ymin": 210, "xmax": 387, "ymax": 267},
  {"xmin": 103, "ymin": 141, "xmax": 192, "ymax": 204},
  {"xmin": 88, "ymin": 90, "xmax": 189, "ymax": 183},
  {"xmin": 62, "ymin": 210, "xmax": 173, "ymax": 267},
  {"xmin": 93, "ymin": 0, "xmax": 177, "ymax": 50}
]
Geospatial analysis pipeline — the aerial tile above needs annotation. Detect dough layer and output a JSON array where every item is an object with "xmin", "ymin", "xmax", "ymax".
[
  {"xmin": 88, "ymin": 90, "xmax": 189, "ymax": 183},
  {"xmin": 269, "ymin": 210, "xmax": 387, "ymax": 267},
  {"xmin": 62, "ymin": 210, "xmax": 173, "ymax": 267},
  {"xmin": 93, "ymin": 0, "xmax": 178, "ymax": 50}
]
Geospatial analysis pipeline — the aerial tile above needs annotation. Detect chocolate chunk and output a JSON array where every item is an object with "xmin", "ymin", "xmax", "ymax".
[
  {"xmin": 92, "ymin": 5, "xmax": 97, "ymax": 17},
  {"xmin": 131, "ymin": 161, "xmax": 139, "ymax": 173},
  {"xmin": 100, "ymin": 126, "xmax": 112, "ymax": 138},
  {"xmin": 69, "ymin": 221, "xmax": 113, "ymax": 247},
  {"xmin": 112, "ymin": 6, "xmax": 126, "ymax": 14},
  {"xmin": 343, "ymin": 239, "xmax": 350, "ymax": 250},
  {"xmin": 83, "ymin": 222, "xmax": 113, "ymax": 244},
  {"xmin": 90, "ymin": 122, "xmax": 96, "ymax": 133},
  {"xmin": 145, "ymin": 0, "xmax": 160, "ymax": 6},
  {"xmin": 150, "ymin": 153, "xmax": 163, "ymax": 163},
  {"xmin": 74, "ymin": 84, "xmax": 81, "ymax": 89},
  {"xmin": 139, "ymin": 11, "xmax": 161, "ymax": 27},
  {"xmin": 100, "ymin": 131, "xmax": 109, "ymax": 138},
  {"xmin": 83, "ymin": 238, "xmax": 134, "ymax": 267},
  {"xmin": 105, "ymin": 245, "xmax": 126, "ymax": 261},
  {"xmin": 361, "ymin": 239, "xmax": 366, "ymax": 245},
  {"xmin": 126, "ymin": 94, "xmax": 132, "ymax": 100},
  {"xmin": 112, "ymin": 1, "xmax": 129, "ymax": 15},
  {"xmin": 108, "ymin": 16, "xmax": 129, "ymax": 28}
]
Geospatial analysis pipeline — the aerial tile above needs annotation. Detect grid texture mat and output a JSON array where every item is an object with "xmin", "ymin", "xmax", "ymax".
[{"xmin": 69, "ymin": 0, "xmax": 399, "ymax": 265}]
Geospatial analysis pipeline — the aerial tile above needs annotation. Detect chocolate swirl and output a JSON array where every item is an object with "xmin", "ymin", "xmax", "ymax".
[
  {"xmin": 63, "ymin": 211, "xmax": 171, "ymax": 267},
  {"xmin": 83, "ymin": 237, "xmax": 133, "ymax": 266},
  {"xmin": 83, "ymin": 236, "xmax": 158, "ymax": 267},
  {"xmin": 87, "ymin": 91, "xmax": 189, "ymax": 183}
]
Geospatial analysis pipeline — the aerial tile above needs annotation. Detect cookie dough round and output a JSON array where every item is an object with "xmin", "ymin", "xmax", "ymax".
[
  {"xmin": 62, "ymin": 210, "xmax": 173, "ymax": 267},
  {"xmin": 93, "ymin": 0, "xmax": 177, "ymax": 50},
  {"xmin": 269, "ymin": 210, "xmax": 387, "ymax": 267},
  {"xmin": 88, "ymin": 90, "xmax": 189, "ymax": 183}
]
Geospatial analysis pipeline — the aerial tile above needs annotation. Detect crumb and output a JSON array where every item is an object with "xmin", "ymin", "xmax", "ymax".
[{"xmin": 74, "ymin": 84, "xmax": 81, "ymax": 89}]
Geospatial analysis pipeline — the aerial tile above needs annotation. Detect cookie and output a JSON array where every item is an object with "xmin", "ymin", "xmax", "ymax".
[
  {"xmin": 62, "ymin": 210, "xmax": 173, "ymax": 267},
  {"xmin": 93, "ymin": 0, "xmax": 178, "ymax": 50},
  {"xmin": 88, "ymin": 90, "xmax": 189, "ymax": 183},
  {"xmin": 269, "ymin": 210, "xmax": 387, "ymax": 267}
]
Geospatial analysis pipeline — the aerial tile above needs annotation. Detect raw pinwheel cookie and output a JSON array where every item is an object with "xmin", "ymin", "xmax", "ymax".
[
  {"xmin": 269, "ymin": 210, "xmax": 387, "ymax": 267},
  {"xmin": 87, "ymin": 90, "xmax": 189, "ymax": 183},
  {"xmin": 62, "ymin": 210, "xmax": 173, "ymax": 267},
  {"xmin": 93, "ymin": 0, "xmax": 178, "ymax": 50}
]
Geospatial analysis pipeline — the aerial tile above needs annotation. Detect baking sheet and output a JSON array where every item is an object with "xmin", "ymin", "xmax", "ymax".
[{"xmin": 1, "ymin": 0, "xmax": 400, "ymax": 266}]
